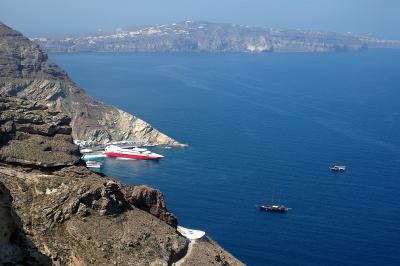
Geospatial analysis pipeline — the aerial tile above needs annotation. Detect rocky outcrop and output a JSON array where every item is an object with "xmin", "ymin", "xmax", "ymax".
[
  {"xmin": 0, "ymin": 96, "xmax": 243, "ymax": 265},
  {"xmin": 0, "ymin": 97, "xmax": 81, "ymax": 167},
  {"xmin": 33, "ymin": 21, "xmax": 400, "ymax": 54},
  {"xmin": 123, "ymin": 185, "xmax": 178, "ymax": 228},
  {"xmin": 0, "ymin": 164, "xmax": 187, "ymax": 265},
  {"xmin": 0, "ymin": 22, "xmax": 185, "ymax": 147}
]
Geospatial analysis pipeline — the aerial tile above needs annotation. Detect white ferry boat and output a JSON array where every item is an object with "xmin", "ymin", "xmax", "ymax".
[{"xmin": 105, "ymin": 145, "xmax": 164, "ymax": 160}]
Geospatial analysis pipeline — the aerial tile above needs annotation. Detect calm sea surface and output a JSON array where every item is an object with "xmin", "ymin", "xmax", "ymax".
[{"xmin": 50, "ymin": 50, "xmax": 400, "ymax": 266}]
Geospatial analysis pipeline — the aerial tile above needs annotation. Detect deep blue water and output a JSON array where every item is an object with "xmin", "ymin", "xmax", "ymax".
[{"xmin": 50, "ymin": 50, "xmax": 400, "ymax": 266}]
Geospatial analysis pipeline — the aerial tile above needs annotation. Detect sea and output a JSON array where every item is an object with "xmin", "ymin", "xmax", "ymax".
[{"xmin": 50, "ymin": 50, "xmax": 400, "ymax": 266}]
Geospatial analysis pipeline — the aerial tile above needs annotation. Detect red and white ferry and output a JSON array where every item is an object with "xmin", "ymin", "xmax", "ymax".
[{"xmin": 105, "ymin": 145, "xmax": 164, "ymax": 160}]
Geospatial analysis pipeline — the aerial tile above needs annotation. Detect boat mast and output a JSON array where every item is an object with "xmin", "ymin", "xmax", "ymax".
[
  {"xmin": 278, "ymin": 190, "xmax": 282, "ymax": 205},
  {"xmin": 271, "ymin": 189, "xmax": 275, "ymax": 205}
]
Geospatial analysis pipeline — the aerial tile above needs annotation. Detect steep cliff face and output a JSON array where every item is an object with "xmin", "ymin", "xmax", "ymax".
[
  {"xmin": 0, "ymin": 96, "xmax": 243, "ymax": 265},
  {"xmin": 0, "ymin": 22, "xmax": 185, "ymax": 147}
]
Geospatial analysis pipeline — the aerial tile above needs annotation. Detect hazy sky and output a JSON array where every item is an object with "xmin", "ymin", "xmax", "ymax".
[{"xmin": 1, "ymin": 0, "xmax": 399, "ymax": 38}]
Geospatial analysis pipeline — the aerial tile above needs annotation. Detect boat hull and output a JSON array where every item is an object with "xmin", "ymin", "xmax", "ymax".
[
  {"xmin": 105, "ymin": 152, "xmax": 163, "ymax": 160},
  {"xmin": 331, "ymin": 168, "xmax": 346, "ymax": 172},
  {"xmin": 259, "ymin": 205, "xmax": 289, "ymax": 212},
  {"xmin": 87, "ymin": 165, "xmax": 101, "ymax": 169},
  {"xmin": 82, "ymin": 153, "xmax": 107, "ymax": 160}
]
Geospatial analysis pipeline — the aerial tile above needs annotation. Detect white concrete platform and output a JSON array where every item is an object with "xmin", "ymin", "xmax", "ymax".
[{"xmin": 177, "ymin": 226, "xmax": 205, "ymax": 240}]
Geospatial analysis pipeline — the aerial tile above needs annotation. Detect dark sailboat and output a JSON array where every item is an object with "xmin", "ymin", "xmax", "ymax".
[{"xmin": 258, "ymin": 190, "xmax": 290, "ymax": 212}]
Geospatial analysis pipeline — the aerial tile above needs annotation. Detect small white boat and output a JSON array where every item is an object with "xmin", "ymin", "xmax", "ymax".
[
  {"xmin": 80, "ymin": 148, "xmax": 93, "ymax": 153},
  {"xmin": 330, "ymin": 165, "xmax": 346, "ymax": 172},
  {"xmin": 259, "ymin": 204, "xmax": 290, "ymax": 212},
  {"xmin": 86, "ymin": 160, "xmax": 102, "ymax": 169},
  {"xmin": 82, "ymin": 153, "xmax": 107, "ymax": 160},
  {"xmin": 177, "ymin": 226, "xmax": 205, "ymax": 240}
]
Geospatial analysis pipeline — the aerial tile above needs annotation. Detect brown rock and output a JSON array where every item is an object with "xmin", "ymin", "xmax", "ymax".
[
  {"xmin": 0, "ymin": 97, "xmax": 81, "ymax": 167},
  {"xmin": 123, "ymin": 185, "xmax": 178, "ymax": 228},
  {"xmin": 0, "ymin": 164, "xmax": 190, "ymax": 265},
  {"xmin": 177, "ymin": 237, "xmax": 245, "ymax": 266}
]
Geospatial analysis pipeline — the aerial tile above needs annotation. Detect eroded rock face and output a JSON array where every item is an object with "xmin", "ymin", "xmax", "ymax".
[
  {"xmin": 0, "ymin": 22, "xmax": 185, "ymax": 147},
  {"xmin": 0, "ymin": 97, "xmax": 81, "ymax": 167},
  {"xmin": 0, "ymin": 165, "xmax": 187, "ymax": 265}
]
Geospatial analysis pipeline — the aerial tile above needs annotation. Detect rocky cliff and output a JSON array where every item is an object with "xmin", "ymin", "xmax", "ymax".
[
  {"xmin": 0, "ymin": 22, "xmax": 185, "ymax": 147},
  {"xmin": 33, "ymin": 21, "xmax": 400, "ymax": 53},
  {"xmin": 0, "ymin": 96, "xmax": 243, "ymax": 265}
]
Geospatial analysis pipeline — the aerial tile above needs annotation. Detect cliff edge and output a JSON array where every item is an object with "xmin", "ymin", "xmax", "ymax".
[
  {"xmin": 0, "ymin": 22, "xmax": 185, "ymax": 147},
  {"xmin": 0, "ymin": 96, "xmax": 243, "ymax": 265}
]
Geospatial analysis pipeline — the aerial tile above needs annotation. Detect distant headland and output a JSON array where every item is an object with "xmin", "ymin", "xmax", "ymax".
[{"xmin": 32, "ymin": 21, "xmax": 400, "ymax": 53}]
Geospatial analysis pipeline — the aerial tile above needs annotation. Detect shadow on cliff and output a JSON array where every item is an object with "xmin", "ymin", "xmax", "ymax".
[{"xmin": 0, "ymin": 181, "xmax": 52, "ymax": 265}]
